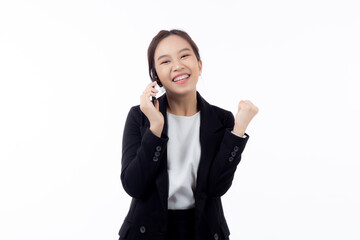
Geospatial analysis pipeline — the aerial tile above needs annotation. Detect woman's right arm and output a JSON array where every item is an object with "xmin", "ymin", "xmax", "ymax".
[{"xmin": 121, "ymin": 82, "xmax": 168, "ymax": 199}]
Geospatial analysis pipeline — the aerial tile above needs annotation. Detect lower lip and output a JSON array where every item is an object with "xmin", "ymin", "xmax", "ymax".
[{"xmin": 173, "ymin": 76, "xmax": 190, "ymax": 84}]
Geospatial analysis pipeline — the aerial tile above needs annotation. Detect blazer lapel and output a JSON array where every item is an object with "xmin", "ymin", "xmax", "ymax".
[
  {"xmin": 155, "ymin": 94, "xmax": 169, "ymax": 215},
  {"xmin": 195, "ymin": 92, "xmax": 225, "ymax": 227},
  {"xmin": 196, "ymin": 91, "xmax": 224, "ymax": 194}
]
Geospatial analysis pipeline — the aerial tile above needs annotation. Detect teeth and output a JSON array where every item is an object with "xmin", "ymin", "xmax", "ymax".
[{"xmin": 173, "ymin": 74, "xmax": 190, "ymax": 82}]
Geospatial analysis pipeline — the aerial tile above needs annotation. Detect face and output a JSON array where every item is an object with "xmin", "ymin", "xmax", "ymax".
[{"xmin": 154, "ymin": 35, "xmax": 202, "ymax": 96}]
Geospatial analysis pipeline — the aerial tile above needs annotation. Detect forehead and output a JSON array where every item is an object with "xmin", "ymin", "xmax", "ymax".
[{"xmin": 154, "ymin": 35, "xmax": 193, "ymax": 57}]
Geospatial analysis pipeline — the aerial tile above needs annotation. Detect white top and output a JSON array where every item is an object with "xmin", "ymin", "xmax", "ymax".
[{"xmin": 166, "ymin": 111, "xmax": 201, "ymax": 210}]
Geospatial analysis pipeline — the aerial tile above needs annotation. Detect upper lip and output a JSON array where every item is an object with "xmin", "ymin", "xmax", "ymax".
[{"xmin": 172, "ymin": 73, "xmax": 190, "ymax": 81}]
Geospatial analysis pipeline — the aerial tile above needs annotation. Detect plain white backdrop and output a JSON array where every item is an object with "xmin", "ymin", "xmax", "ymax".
[{"xmin": 1, "ymin": 0, "xmax": 359, "ymax": 239}]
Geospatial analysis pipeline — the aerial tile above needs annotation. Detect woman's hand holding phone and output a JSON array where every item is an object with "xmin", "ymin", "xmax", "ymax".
[{"xmin": 140, "ymin": 81, "xmax": 164, "ymax": 137}]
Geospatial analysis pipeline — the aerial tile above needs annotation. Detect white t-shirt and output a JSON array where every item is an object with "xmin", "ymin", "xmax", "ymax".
[{"xmin": 166, "ymin": 111, "xmax": 201, "ymax": 210}]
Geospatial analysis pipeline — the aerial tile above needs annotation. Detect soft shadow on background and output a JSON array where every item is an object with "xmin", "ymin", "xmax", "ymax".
[{"xmin": 0, "ymin": 0, "xmax": 359, "ymax": 239}]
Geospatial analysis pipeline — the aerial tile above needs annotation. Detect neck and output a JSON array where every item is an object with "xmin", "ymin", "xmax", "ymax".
[{"xmin": 166, "ymin": 91, "xmax": 198, "ymax": 116}]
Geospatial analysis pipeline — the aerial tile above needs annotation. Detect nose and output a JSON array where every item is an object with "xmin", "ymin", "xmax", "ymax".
[{"xmin": 172, "ymin": 59, "xmax": 185, "ymax": 71}]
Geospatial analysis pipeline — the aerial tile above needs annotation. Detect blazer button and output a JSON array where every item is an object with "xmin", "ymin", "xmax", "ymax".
[
  {"xmin": 214, "ymin": 233, "xmax": 219, "ymax": 240},
  {"xmin": 228, "ymin": 156, "xmax": 234, "ymax": 162},
  {"xmin": 156, "ymin": 146, "xmax": 162, "ymax": 151},
  {"xmin": 155, "ymin": 151, "xmax": 161, "ymax": 157},
  {"xmin": 234, "ymin": 146, "xmax": 239, "ymax": 152},
  {"xmin": 140, "ymin": 226, "xmax": 146, "ymax": 233},
  {"xmin": 153, "ymin": 156, "xmax": 159, "ymax": 162},
  {"xmin": 231, "ymin": 151, "xmax": 236, "ymax": 157}
]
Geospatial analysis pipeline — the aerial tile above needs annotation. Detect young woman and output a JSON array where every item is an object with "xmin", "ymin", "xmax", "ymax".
[{"xmin": 118, "ymin": 29, "xmax": 258, "ymax": 240}]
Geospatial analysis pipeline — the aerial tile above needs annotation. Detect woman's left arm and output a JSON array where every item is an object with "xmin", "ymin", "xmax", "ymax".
[{"xmin": 207, "ymin": 100, "xmax": 258, "ymax": 197}]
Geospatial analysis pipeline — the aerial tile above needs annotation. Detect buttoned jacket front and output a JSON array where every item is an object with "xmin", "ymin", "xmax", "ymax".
[{"xmin": 118, "ymin": 91, "xmax": 249, "ymax": 240}]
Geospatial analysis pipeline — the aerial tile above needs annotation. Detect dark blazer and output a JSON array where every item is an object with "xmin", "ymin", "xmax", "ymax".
[{"xmin": 118, "ymin": 91, "xmax": 249, "ymax": 240}]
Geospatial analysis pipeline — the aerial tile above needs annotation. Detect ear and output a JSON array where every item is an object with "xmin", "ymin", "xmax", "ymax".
[{"xmin": 198, "ymin": 60, "xmax": 202, "ymax": 73}]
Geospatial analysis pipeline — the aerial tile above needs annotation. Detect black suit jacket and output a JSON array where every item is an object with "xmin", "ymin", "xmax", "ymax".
[{"xmin": 118, "ymin": 91, "xmax": 249, "ymax": 240}]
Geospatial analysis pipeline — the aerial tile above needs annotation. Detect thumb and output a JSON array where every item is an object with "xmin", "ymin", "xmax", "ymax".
[{"xmin": 154, "ymin": 99, "xmax": 160, "ymax": 111}]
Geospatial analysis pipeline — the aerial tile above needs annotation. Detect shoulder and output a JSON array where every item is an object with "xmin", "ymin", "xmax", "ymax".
[
  {"xmin": 128, "ymin": 104, "xmax": 142, "ymax": 115},
  {"xmin": 198, "ymin": 94, "xmax": 234, "ymax": 126},
  {"xmin": 125, "ymin": 105, "xmax": 141, "ymax": 119},
  {"xmin": 211, "ymin": 104, "xmax": 232, "ymax": 117},
  {"xmin": 199, "ymin": 94, "xmax": 233, "ymax": 120},
  {"xmin": 125, "ymin": 104, "xmax": 147, "ymax": 126},
  {"xmin": 209, "ymin": 104, "xmax": 234, "ymax": 125}
]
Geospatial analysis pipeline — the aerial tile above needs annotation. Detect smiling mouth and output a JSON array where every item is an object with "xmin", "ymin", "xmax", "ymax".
[{"xmin": 173, "ymin": 74, "xmax": 190, "ymax": 83}]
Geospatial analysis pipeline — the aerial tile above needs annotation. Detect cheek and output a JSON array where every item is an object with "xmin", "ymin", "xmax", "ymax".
[
  {"xmin": 157, "ymin": 68, "xmax": 171, "ymax": 83},
  {"xmin": 157, "ymin": 66, "xmax": 170, "ymax": 75},
  {"xmin": 188, "ymin": 60, "xmax": 201, "ymax": 72}
]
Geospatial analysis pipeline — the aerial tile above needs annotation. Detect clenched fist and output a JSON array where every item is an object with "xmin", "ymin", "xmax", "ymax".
[{"xmin": 233, "ymin": 100, "xmax": 259, "ymax": 136}]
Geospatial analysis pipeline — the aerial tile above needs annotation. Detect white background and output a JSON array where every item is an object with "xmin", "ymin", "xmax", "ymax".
[{"xmin": 1, "ymin": 0, "xmax": 359, "ymax": 239}]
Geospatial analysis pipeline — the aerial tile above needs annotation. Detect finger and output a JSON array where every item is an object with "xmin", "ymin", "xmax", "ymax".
[
  {"xmin": 147, "ymin": 81, "xmax": 157, "ymax": 89},
  {"xmin": 148, "ymin": 81, "xmax": 157, "ymax": 86},
  {"xmin": 141, "ymin": 92, "xmax": 157, "ymax": 103},
  {"xmin": 142, "ymin": 82, "xmax": 156, "ymax": 92},
  {"xmin": 143, "ymin": 83, "xmax": 159, "ymax": 94},
  {"xmin": 150, "ymin": 88, "xmax": 159, "ymax": 94},
  {"xmin": 238, "ymin": 100, "xmax": 244, "ymax": 110},
  {"xmin": 142, "ymin": 89, "xmax": 157, "ymax": 95},
  {"xmin": 142, "ymin": 89, "xmax": 158, "ymax": 97}
]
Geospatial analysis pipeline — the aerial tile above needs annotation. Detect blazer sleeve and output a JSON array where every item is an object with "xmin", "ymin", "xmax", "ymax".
[
  {"xmin": 121, "ymin": 106, "xmax": 169, "ymax": 199},
  {"xmin": 207, "ymin": 111, "xmax": 249, "ymax": 197}
]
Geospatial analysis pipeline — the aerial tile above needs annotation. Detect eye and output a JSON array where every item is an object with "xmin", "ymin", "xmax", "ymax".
[
  {"xmin": 160, "ymin": 60, "xmax": 170, "ymax": 65},
  {"xmin": 181, "ymin": 54, "xmax": 189, "ymax": 58}
]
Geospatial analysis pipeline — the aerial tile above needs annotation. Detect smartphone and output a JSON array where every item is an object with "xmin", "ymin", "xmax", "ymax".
[{"xmin": 151, "ymin": 68, "xmax": 157, "ymax": 105}]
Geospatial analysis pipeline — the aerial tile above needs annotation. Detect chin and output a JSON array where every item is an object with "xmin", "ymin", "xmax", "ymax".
[{"xmin": 169, "ymin": 87, "xmax": 197, "ymax": 97}]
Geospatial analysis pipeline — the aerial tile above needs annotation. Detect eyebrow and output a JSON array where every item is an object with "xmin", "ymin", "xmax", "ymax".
[{"xmin": 156, "ymin": 48, "xmax": 191, "ymax": 61}]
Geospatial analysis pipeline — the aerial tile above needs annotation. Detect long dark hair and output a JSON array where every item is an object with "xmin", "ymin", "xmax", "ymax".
[{"xmin": 147, "ymin": 29, "xmax": 201, "ymax": 85}]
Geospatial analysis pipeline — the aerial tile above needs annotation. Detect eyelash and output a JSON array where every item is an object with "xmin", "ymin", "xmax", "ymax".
[{"xmin": 161, "ymin": 55, "xmax": 189, "ymax": 65}]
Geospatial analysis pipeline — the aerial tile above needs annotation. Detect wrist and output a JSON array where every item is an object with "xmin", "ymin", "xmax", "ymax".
[
  {"xmin": 150, "ymin": 123, "xmax": 163, "ymax": 138},
  {"xmin": 233, "ymin": 125, "xmax": 246, "ymax": 136}
]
